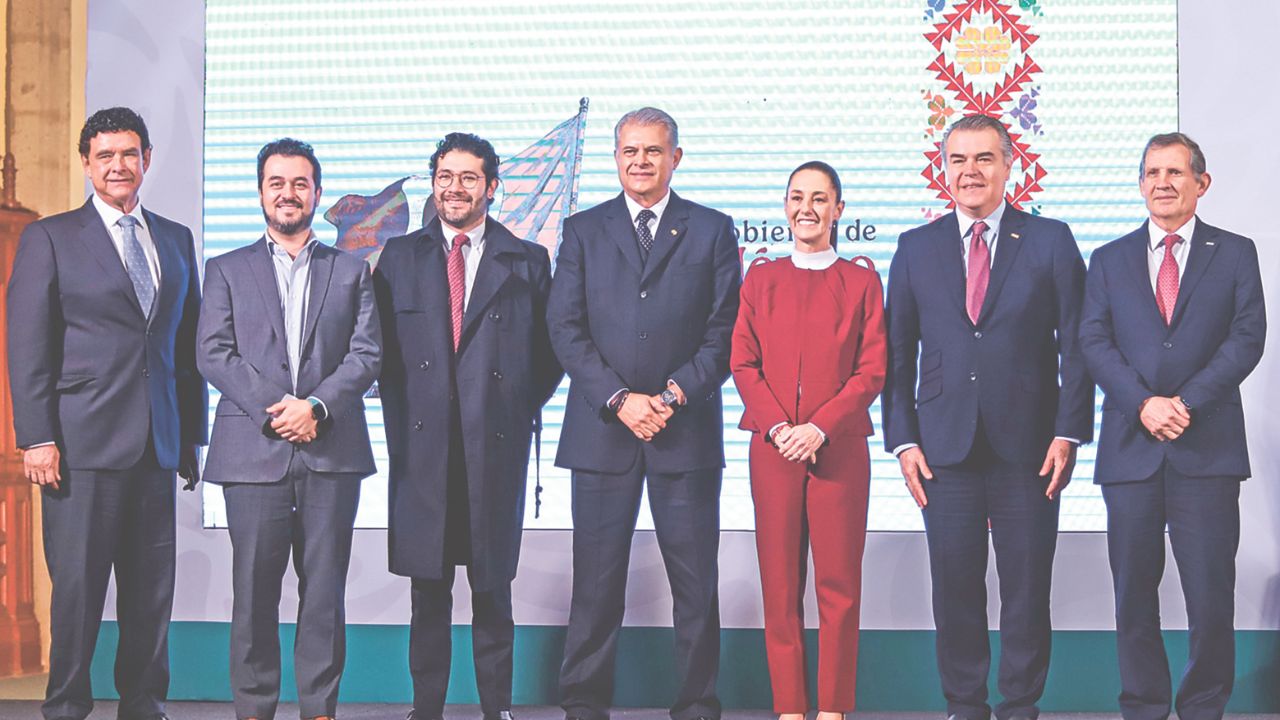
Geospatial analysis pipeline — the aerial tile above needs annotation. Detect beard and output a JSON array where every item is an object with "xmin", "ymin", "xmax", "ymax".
[
  {"xmin": 262, "ymin": 202, "xmax": 315, "ymax": 236},
  {"xmin": 436, "ymin": 192, "xmax": 488, "ymax": 229}
]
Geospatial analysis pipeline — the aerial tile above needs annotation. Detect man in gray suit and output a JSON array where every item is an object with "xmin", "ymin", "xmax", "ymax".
[
  {"xmin": 7, "ymin": 106, "xmax": 206, "ymax": 720},
  {"xmin": 197, "ymin": 138, "xmax": 381, "ymax": 720}
]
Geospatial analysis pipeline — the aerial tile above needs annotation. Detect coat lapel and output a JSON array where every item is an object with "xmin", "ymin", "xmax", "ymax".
[
  {"xmin": 460, "ymin": 218, "xmax": 514, "ymax": 343},
  {"xmin": 641, "ymin": 191, "xmax": 689, "ymax": 285},
  {"xmin": 1122, "ymin": 222, "xmax": 1169, "ymax": 329},
  {"xmin": 930, "ymin": 213, "xmax": 968, "ymax": 321},
  {"xmin": 301, "ymin": 243, "xmax": 335, "ymax": 355},
  {"xmin": 1168, "ymin": 217, "xmax": 1217, "ymax": 329},
  {"xmin": 976, "ymin": 207, "xmax": 1025, "ymax": 324},
  {"xmin": 247, "ymin": 237, "xmax": 288, "ymax": 342},
  {"xmin": 604, "ymin": 194, "xmax": 644, "ymax": 277},
  {"xmin": 74, "ymin": 200, "xmax": 145, "ymax": 317},
  {"xmin": 143, "ymin": 208, "xmax": 181, "ymax": 329}
]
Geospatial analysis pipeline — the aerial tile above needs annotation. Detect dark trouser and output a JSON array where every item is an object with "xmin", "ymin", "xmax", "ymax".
[
  {"xmin": 409, "ymin": 569, "xmax": 514, "ymax": 719},
  {"xmin": 559, "ymin": 457, "xmax": 722, "ymax": 720},
  {"xmin": 42, "ymin": 441, "xmax": 174, "ymax": 720},
  {"xmin": 1102, "ymin": 464, "xmax": 1241, "ymax": 720},
  {"xmin": 222, "ymin": 457, "xmax": 362, "ymax": 720},
  {"xmin": 922, "ymin": 429, "xmax": 1059, "ymax": 720}
]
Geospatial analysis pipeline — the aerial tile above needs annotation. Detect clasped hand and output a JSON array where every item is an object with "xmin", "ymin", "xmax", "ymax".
[
  {"xmin": 267, "ymin": 397, "xmax": 317, "ymax": 443},
  {"xmin": 617, "ymin": 393, "xmax": 673, "ymax": 442},
  {"xmin": 772, "ymin": 423, "xmax": 823, "ymax": 464},
  {"xmin": 1140, "ymin": 395, "xmax": 1190, "ymax": 442}
]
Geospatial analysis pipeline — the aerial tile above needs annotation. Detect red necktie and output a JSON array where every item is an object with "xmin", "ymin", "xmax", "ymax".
[
  {"xmin": 1156, "ymin": 233, "xmax": 1181, "ymax": 325},
  {"xmin": 965, "ymin": 220, "xmax": 990, "ymax": 324},
  {"xmin": 448, "ymin": 234, "xmax": 469, "ymax": 351}
]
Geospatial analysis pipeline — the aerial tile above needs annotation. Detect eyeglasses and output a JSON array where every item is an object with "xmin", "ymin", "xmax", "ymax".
[{"xmin": 434, "ymin": 171, "xmax": 484, "ymax": 189}]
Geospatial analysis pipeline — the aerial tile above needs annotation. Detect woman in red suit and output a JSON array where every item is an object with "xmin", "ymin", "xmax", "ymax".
[{"xmin": 731, "ymin": 161, "xmax": 887, "ymax": 720}]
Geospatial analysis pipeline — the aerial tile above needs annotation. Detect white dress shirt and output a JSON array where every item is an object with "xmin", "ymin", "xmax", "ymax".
[
  {"xmin": 441, "ymin": 218, "xmax": 487, "ymax": 310},
  {"xmin": 1147, "ymin": 216, "xmax": 1194, "ymax": 292},
  {"xmin": 623, "ymin": 190, "xmax": 671, "ymax": 239},
  {"xmin": 92, "ymin": 193, "xmax": 161, "ymax": 288},
  {"xmin": 956, "ymin": 200, "xmax": 1006, "ymax": 274}
]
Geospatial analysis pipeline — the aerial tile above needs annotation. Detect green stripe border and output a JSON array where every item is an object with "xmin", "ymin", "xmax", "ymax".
[{"xmin": 89, "ymin": 623, "xmax": 1280, "ymax": 711}]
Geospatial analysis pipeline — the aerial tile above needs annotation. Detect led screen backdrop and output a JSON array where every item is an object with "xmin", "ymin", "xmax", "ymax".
[{"xmin": 202, "ymin": 0, "xmax": 1177, "ymax": 531}]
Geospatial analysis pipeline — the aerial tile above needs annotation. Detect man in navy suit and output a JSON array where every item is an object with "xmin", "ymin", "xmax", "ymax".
[
  {"xmin": 6, "ymin": 107, "xmax": 206, "ymax": 720},
  {"xmin": 549, "ymin": 107, "xmax": 740, "ymax": 720},
  {"xmin": 883, "ymin": 114, "xmax": 1093, "ymax": 720},
  {"xmin": 1079, "ymin": 133, "xmax": 1265, "ymax": 720}
]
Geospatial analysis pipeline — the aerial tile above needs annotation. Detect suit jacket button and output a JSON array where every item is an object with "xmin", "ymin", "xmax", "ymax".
[
  {"xmin": 1163, "ymin": 341, "xmax": 1173, "ymax": 348},
  {"xmin": 489, "ymin": 312, "xmax": 501, "ymax": 321},
  {"xmin": 142, "ymin": 369, "xmax": 150, "ymax": 378},
  {"xmin": 969, "ymin": 372, "xmax": 977, "ymax": 381},
  {"xmin": 495, "ymin": 431, "xmax": 505, "ymax": 440},
  {"xmin": 414, "ymin": 421, "xmax": 423, "ymax": 431},
  {"xmin": 420, "ymin": 361, "xmax": 430, "ymax": 370},
  {"xmin": 974, "ymin": 331, "xmax": 982, "ymax": 339},
  {"xmin": 492, "ymin": 370, "xmax": 503, "ymax": 380},
  {"xmin": 639, "ymin": 332, "xmax": 648, "ymax": 340},
  {"xmin": 640, "ymin": 290, "xmax": 648, "ymax": 299},
  {"xmin": 281, "ymin": 362, "xmax": 289, "ymax": 371}
]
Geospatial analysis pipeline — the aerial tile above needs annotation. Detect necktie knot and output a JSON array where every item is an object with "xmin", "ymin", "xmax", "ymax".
[
  {"xmin": 1163, "ymin": 233, "xmax": 1180, "ymax": 251},
  {"xmin": 118, "ymin": 215, "xmax": 139, "ymax": 229},
  {"xmin": 970, "ymin": 220, "xmax": 989, "ymax": 243},
  {"xmin": 636, "ymin": 209, "xmax": 655, "ymax": 229},
  {"xmin": 451, "ymin": 233, "xmax": 470, "ymax": 252}
]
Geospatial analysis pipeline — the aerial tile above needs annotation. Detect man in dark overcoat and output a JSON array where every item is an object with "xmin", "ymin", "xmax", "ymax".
[{"xmin": 374, "ymin": 131, "xmax": 562, "ymax": 720}]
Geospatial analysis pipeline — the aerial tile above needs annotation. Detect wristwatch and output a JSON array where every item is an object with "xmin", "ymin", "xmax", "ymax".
[
  {"xmin": 660, "ymin": 388, "xmax": 680, "ymax": 410},
  {"xmin": 307, "ymin": 397, "xmax": 327, "ymax": 421}
]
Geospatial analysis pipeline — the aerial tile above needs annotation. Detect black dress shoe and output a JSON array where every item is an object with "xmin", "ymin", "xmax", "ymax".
[
  {"xmin": 484, "ymin": 712, "xmax": 516, "ymax": 720},
  {"xmin": 406, "ymin": 711, "xmax": 443, "ymax": 720}
]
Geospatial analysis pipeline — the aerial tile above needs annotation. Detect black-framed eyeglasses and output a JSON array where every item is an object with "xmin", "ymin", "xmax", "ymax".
[{"xmin": 434, "ymin": 171, "xmax": 484, "ymax": 189}]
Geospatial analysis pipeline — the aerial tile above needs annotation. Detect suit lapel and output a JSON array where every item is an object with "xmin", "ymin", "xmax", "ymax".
[
  {"xmin": 1168, "ymin": 217, "xmax": 1218, "ymax": 328},
  {"xmin": 1121, "ymin": 222, "xmax": 1176, "ymax": 329},
  {"xmin": 604, "ymin": 194, "xmax": 644, "ymax": 277},
  {"xmin": 460, "ymin": 218, "xmax": 514, "ymax": 343},
  {"xmin": 74, "ymin": 200, "xmax": 145, "ymax": 317},
  {"xmin": 301, "ymin": 243, "xmax": 334, "ymax": 355},
  {"xmin": 641, "ymin": 192, "xmax": 689, "ymax": 284},
  {"xmin": 247, "ymin": 237, "xmax": 288, "ymax": 342},
  {"xmin": 143, "ymin": 208, "xmax": 180, "ymax": 329},
  {"xmin": 929, "ymin": 213, "xmax": 968, "ymax": 321},
  {"xmin": 977, "ymin": 207, "xmax": 1025, "ymax": 324}
]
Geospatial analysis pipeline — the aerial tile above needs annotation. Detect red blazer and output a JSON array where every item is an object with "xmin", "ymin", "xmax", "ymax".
[{"xmin": 731, "ymin": 257, "xmax": 887, "ymax": 439}]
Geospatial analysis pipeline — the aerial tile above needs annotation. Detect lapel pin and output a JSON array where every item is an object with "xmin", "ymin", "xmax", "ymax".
[
  {"xmin": 1206, "ymin": 241, "xmax": 1215, "ymax": 246},
  {"xmin": 1010, "ymin": 233, "xmax": 1020, "ymax": 239},
  {"xmin": 670, "ymin": 229, "xmax": 677, "ymax": 236}
]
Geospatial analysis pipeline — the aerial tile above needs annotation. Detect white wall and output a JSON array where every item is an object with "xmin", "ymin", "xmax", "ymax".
[{"xmin": 85, "ymin": 0, "xmax": 1280, "ymax": 631}]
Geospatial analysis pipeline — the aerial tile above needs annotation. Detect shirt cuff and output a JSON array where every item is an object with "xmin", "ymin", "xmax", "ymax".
[
  {"xmin": 1054, "ymin": 436, "xmax": 1080, "ymax": 445},
  {"xmin": 810, "ymin": 423, "xmax": 827, "ymax": 443},
  {"xmin": 24, "ymin": 441, "xmax": 55, "ymax": 449},
  {"xmin": 606, "ymin": 388, "xmax": 629, "ymax": 413},
  {"xmin": 767, "ymin": 422, "xmax": 790, "ymax": 441},
  {"xmin": 892, "ymin": 443, "xmax": 919, "ymax": 457},
  {"xmin": 307, "ymin": 397, "xmax": 329, "ymax": 421}
]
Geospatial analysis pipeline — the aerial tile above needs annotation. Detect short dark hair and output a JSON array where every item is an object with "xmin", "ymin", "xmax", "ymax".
[
  {"xmin": 787, "ymin": 160, "xmax": 843, "ymax": 203},
  {"xmin": 429, "ymin": 132, "xmax": 501, "ymax": 185},
  {"xmin": 1140, "ymin": 132, "xmax": 1207, "ymax": 178},
  {"xmin": 941, "ymin": 114, "xmax": 1014, "ymax": 167},
  {"xmin": 257, "ymin": 138, "xmax": 322, "ymax": 189},
  {"xmin": 78, "ymin": 107, "xmax": 151, "ymax": 156}
]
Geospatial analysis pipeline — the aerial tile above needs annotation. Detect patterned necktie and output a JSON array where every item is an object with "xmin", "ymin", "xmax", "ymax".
[
  {"xmin": 636, "ymin": 208, "xmax": 656, "ymax": 255},
  {"xmin": 1156, "ymin": 233, "xmax": 1181, "ymax": 325},
  {"xmin": 118, "ymin": 215, "xmax": 155, "ymax": 318},
  {"xmin": 965, "ymin": 220, "xmax": 990, "ymax": 324},
  {"xmin": 448, "ymin": 233, "xmax": 470, "ymax": 351}
]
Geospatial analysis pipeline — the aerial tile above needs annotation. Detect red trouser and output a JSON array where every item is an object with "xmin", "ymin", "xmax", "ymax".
[{"xmin": 750, "ymin": 433, "xmax": 871, "ymax": 713}]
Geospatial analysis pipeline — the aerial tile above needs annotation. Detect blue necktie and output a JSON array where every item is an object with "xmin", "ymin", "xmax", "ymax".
[
  {"xmin": 118, "ymin": 215, "xmax": 155, "ymax": 318},
  {"xmin": 636, "ymin": 208, "xmax": 656, "ymax": 256}
]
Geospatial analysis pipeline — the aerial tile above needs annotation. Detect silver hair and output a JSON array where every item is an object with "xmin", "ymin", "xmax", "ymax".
[
  {"xmin": 1140, "ymin": 132, "xmax": 1207, "ymax": 179},
  {"xmin": 613, "ymin": 107, "xmax": 679, "ymax": 148},
  {"xmin": 941, "ymin": 114, "xmax": 1014, "ymax": 167}
]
